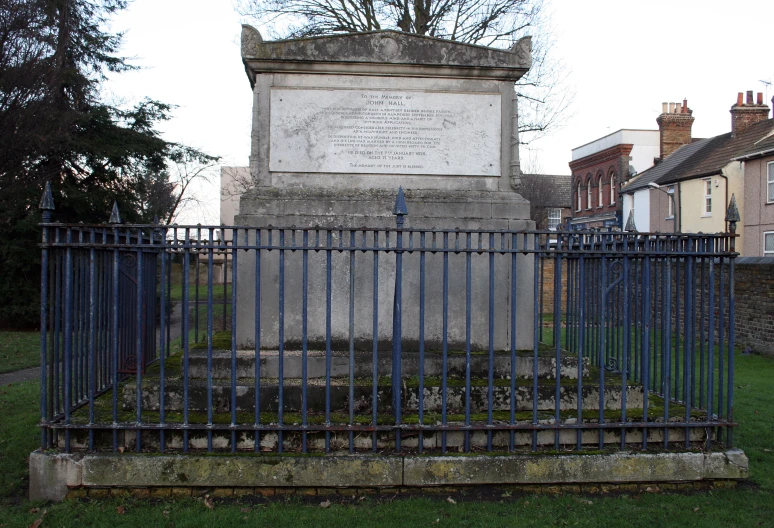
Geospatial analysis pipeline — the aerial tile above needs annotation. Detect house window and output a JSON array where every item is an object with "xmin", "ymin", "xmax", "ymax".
[
  {"xmin": 576, "ymin": 182, "xmax": 581, "ymax": 212},
  {"xmin": 609, "ymin": 173, "xmax": 616, "ymax": 205},
  {"xmin": 667, "ymin": 185, "xmax": 675, "ymax": 218},
  {"xmin": 703, "ymin": 178, "xmax": 712, "ymax": 215},
  {"xmin": 547, "ymin": 208, "xmax": 562, "ymax": 230},
  {"xmin": 598, "ymin": 176, "xmax": 603, "ymax": 207},
  {"xmin": 765, "ymin": 232, "xmax": 774, "ymax": 256},
  {"xmin": 768, "ymin": 162, "xmax": 774, "ymax": 203},
  {"xmin": 586, "ymin": 179, "xmax": 592, "ymax": 209}
]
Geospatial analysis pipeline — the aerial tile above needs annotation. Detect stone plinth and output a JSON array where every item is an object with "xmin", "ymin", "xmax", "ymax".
[{"xmin": 236, "ymin": 27, "xmax": 535, "ymax": 351}]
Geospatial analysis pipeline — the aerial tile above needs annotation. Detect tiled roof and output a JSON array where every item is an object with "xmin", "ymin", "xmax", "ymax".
[
  {"xmin": 658, "ymin": 119, "xmax": 774, "ymax": 184},
  {"xmin": 734, "ymin": 128, "xmax": 774, "ymax": 159},
  {"xmin": 522, "ymin": 173, "xmax": 572, "ymax": 208},
  {"xmin": 621, "ymin": 138, "xmax": 712, "ymax": 194}
]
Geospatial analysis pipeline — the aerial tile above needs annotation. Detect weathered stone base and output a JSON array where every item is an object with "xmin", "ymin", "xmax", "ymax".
[{"xmin": 30, "ymin": 449, "xmax": 748, "ymax": 502}]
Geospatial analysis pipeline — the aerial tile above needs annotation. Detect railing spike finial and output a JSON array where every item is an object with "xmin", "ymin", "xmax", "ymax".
[
  {"xmin": 624, "ymin": 209, "xmax": 637, "ymax": 232},
  {"xmin": 726, "ymin": 193, "xmax": 740, "ymax": 224},
  {"xmin": 109, "ymin": 201, "xmax": 122, "ymax": 224},
  {"xmin": 38, "ymin": 181, "xmax": 55, "ymax": 215},
  {"xmin": 393, "ymin": 186, "xmax": 408, "ymax": 216}
]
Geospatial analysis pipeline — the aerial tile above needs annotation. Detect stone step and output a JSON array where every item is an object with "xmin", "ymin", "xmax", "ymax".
[
  {"xmin": 58, "ymin": 419, "xmax": 708, "ymax": 452},
  {"xmin": 185, "ymin": 349, "xmax": 588, "ymax": 381},
  {"xmin": 122, "ymin": 377, "xmax": 643, "ymax": 415}
]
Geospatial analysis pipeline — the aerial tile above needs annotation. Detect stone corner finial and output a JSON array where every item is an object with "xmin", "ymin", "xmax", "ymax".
[
  {"xmin": 241, "ymin": 24, "xmax": 263, "ymax": 58},
  {"xmin": 511, "ymin": 36, "xmax": 532, "ymax": 68},
  {"xmin": 509, "ymin": 166, "xmax": 523, "ymax": 192}
]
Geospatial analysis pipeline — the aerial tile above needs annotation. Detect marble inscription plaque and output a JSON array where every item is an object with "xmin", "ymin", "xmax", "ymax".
[{"xmin": 269, "ymin": 88, "xmax": 501, "ymax": 176}]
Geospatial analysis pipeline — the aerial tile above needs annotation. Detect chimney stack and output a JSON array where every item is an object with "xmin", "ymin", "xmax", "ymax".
[
  {"xmin": 656, "ymin": 98, "xmax": 695, "ymax": 159},
  {"xmin": 730, "ymin": 91, "xmax": 769, "ymax": 137}
]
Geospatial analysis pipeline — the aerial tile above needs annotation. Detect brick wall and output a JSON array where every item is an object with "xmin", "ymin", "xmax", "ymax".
[
  {"xmin": 733, "ymin": 259, "xmax": 774, "ymax": 355},
  {"xmin": 537, "ymin": 258, "xmax": 567, "ymax": 315}
]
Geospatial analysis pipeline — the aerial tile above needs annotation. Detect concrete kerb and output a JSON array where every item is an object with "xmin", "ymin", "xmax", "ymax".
[{"xmin": 29, "ymin": 449, "xmax": 748, "ymax": 502}]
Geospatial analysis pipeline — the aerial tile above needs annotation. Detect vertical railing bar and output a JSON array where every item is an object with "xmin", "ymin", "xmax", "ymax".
[
  {"xmin": 487, "ymin": 232, "xmax": 495, "ymax": 451},
  {"xmin": 40, "ymin": 215, "xmax": 51, "ymax": 449},
  {"xmin": 88, "ymin": 229, "xmax": 97, "ymax": 451},
  {"xmin": 63, "ymin": 229, "xmax": 73, "ymax": 452},
  {"xmin": 325, "ymin": 229, "xmax": 332, "ymax": 453},
  {"xmin": 302, "ymin": 230, "xmax": 309, "ymax": 453},
  {"xmin": 598, "ymin": 254, "xmax": 607, "ymax": 450},
  {"xmin": 159, "ymin": 226, "xmax": 167, "ymax": 453},
  {"xmin": 532, "ymin": 235, "xmax": 540, "ymax": 452},
  {"xmin": 699, "ymin": 239, "xmax": 706, "ymax": 409},
  {"xmin": 576, "ymin": 255, "xmax": 585, "ymax": 451},
  {"xmin": 349, "ymin": 230, "xmax": 356, "ymax": 454},
  {"xmin": 621, "ymin": 253, "xmax": 630, "ymax": 449},
  {"xmin": 54, "ymin": 245, "xmax": 61, "ymax": 419},
  {"xmin": 372, "ymin": 231, "xmax": 379, "ymax": 453},
  {"xmin": 254, "ymin": 228, "xmax": 262, "ymax": 452},
  {"xmin": 642, "ymin": 253, "xmax": 651, "ymax": 450},
  {"xmin": 231, "ymin": 229, "xmax": 239, "ymax": 453},
  {"xmin": 464, "ymin": 233, "xmax": 472, "ymax": 453},
  {"xmin": 182, "ymin": 228, "xmax": 190, "ymax": 452},
  {"xmin": 207, "ymin": 229, "xmax": 214, "ymax": 452},
  {"xmin": 278, "ymin": 229, "xmax": 285, "ymax": 453},
  {"xmin": 553, "ymin": 248, "xmax": 562, "ymax": 450},
  {"xmin": 393, "ymin": 225, "xmax": 404, "ymax": 453},
  {"xmin": 223, "ymin": 233, "xmax": 228, "ymax": 333},
  {"xmin": 663, "ymin": 254, "xmax": 672, "ymax": 448},
  {"xmin": 418, "ymin": 231, "xmax": 426, "ymax": 453},
  {"xmin": 684, "ymin": 247, "xmax": 693, "ymax": 448},
  {"xmin": 442, "ymin": 232, "xmax": 449, "ymax": 453},
  {"xmin": 135, "ymin": 229, "xmax": 144, "ymax": 453},
  {"xmin": 727, "ymin": 252, "xmax": 735, "ymax": 448},
  {"xmin": 718, "ymin": 256, "xmax": 726, "ymax": 432},
  {"xmin": 510, "ymin": 233, "xmax": 517, "ymax": 452}
]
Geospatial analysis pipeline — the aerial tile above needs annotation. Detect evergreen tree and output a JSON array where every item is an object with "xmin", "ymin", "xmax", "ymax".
[{"xmin": 0, "ymin": 0, "xmax": 217, "ymax": 327}]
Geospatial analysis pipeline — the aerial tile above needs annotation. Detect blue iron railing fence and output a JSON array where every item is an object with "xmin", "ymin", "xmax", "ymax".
[{"xmin": 38, "ymin": 191, "xmax": 738, "ymax": 454}]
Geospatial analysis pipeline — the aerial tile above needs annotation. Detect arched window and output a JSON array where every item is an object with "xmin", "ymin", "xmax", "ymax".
[
  {"xmin": 576, "ymin": 181, "xmax": 581, "ymax": 211},
  {"xmin": 609, "ymin": 172, "xmax": 616, "ymax": 205},
  {"xmin": 597, "ymin": 174, "xmax": 604, "ymax": 208},
  {"xmin": 586, "ymin": 177, "xmax": 592, "ymax": 209}
]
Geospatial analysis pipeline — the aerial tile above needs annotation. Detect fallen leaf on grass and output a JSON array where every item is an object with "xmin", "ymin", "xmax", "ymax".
[
  {"xmin": 28, "ymin": 509, "xmax": 39, "ymax": 514},
  {"xmin": 320, "ymin": 500, "xmax": 331, "ymax": 509},
  {"xmin": 240, "ymin": 507, "xmax": 251, "ymax": 513},
  {"xmin": 163, "ymin": 510, "xmax": 170, "ymax": 518},
  {"xmin": 116, "ymin": 506, "xmax": 126, "ymax": 515},
  {"xmin": 29, "ymin": 519, "xmax": 43, "ymax": 528},
  {"xmin": 645, "ymin": 486, "xmax": 661, "ymax": 493},
  {"xmin": 203, "ymin": 495, "xmax": 214, "ymax": 510},
  {"xmin": 694, "ymin": 507, "xmax": 700, "ymax": 512},
  {"xmin": 446, "ymin": 497, "xmax": 456, "ymax": 504}
]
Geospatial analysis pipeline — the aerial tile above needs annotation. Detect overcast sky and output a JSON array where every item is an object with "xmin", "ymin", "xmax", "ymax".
[{"xmin": 107, "ymin": 0, "xmax": 774, "ymax": 224}]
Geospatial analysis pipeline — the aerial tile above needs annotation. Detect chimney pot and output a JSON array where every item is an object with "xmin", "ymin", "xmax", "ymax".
[
  {"xmin": 758, "ymin": 92, "xmax": 763, "ymax": 105},
  {"xmin": 683, "ymin": 98, "xmax": 688, "ymax": 113},
  {"xmin": 669, "ymin": 102, "xmax": 675, "ymax": 113},
  {"xmin": 747, "ymin": 90, "xmax": 754, "ymax": 105},
  {"xmin": 737, "ymin": 92, "xmax": 744, "ymax": 106},
  {"xmin": 661, "ymin": 102, "xmax": 668, "ymax": 113}
]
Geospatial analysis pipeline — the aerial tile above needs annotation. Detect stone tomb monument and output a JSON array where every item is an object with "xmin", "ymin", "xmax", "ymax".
[{"xmin": 236, "ymin": 26, "xmax": 535, "ymax": 352}]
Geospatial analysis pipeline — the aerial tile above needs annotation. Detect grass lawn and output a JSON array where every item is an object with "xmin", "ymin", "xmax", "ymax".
[
  {"xmin": 0, "ymin": 332, "xmax": 40, "ymax": 373},
  {"xmin": 1, "ymin": 351, "xmax": 773, "ymax": 527}
]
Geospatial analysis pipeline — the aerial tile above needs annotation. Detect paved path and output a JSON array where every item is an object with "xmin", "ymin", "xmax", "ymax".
[{"xmin": 0, "ymin": 366, "xmax": 38, "ymax": 386}]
